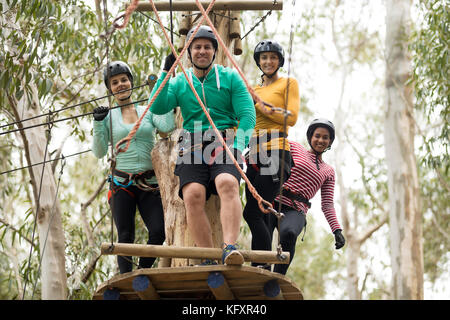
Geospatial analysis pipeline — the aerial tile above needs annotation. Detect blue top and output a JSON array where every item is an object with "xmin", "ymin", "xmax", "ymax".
[{"xmin": 92, "ymin": 103, "xmax": 175, "ymax": 184}]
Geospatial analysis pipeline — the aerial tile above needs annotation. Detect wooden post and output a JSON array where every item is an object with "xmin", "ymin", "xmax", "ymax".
[
  {"xmin": 135, "ymin": 1, "xmax": 283, "ymax": 11},
  {"xmin": 150, "ymin": 0, "xmax": 283, "ymax": 267}
]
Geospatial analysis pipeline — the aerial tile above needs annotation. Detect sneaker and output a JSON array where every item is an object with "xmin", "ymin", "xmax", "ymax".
[{"xmin": 222, "ymin": 244, "xmax": 244, "ymax": 265}]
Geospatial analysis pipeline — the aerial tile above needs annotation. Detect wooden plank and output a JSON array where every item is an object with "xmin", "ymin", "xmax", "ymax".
[
  {"xmin": 101, "ymin": 243, "xmax": 290, "ymax": 264},
  {"xmin": 135, "ymin": 0, "xmax": 283, "ymax": 12},
  {"xmin": 93, "ymin": 265, "xmax": 303, "ymax": 300}
]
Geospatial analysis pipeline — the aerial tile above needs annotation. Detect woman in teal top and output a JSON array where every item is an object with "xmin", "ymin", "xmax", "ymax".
[
  {"xmin": 92, "ymin": 61, "xmax": 175, "ymax": 273},
  {"xmin": 150, "ymin": 26, "xmax": 256, "ymax": 265}
]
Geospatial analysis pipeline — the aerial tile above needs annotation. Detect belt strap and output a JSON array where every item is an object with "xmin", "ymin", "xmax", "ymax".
[
  {"xmin": 113, "ymin": 168, "xmax": 155, "ymax": 181},
  {"xmin": 282, "ymin": 188, "xmax": 311, "ymax": 208}
]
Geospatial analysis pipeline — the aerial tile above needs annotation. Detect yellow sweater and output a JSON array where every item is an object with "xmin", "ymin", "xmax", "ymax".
[{"xmin": 252, "ymin": 77, "xmax": 300, "ymax": 151}]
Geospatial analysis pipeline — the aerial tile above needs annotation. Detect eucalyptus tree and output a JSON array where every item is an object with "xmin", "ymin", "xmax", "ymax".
[
  {"xmin": 385, "ymin": 0, "xmax": 423, "ymax": 299},
  {"xmin": 410, "ymin": 0, "xmax": 449, "ymax": 291}
]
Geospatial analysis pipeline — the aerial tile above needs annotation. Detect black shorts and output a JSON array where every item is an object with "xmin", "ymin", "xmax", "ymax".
[
  {"xmin": 174, "ymin": 129, "xmax": 243, "ymax": 200},
  {"xmin": 175, "ymin": 161, "xmax": 243, "ymax": 200}
]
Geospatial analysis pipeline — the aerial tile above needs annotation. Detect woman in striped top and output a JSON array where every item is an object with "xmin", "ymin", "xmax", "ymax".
[{"xmin": 270, "ymin": 118, "xmax": 345, "ymax": 275}]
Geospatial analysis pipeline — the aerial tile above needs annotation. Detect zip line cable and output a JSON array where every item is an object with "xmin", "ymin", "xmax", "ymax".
[
  {"xmin": 137, "ymin": 11, "xmax": 180, "ymax": 37},
  {"xmin": 102, "ymin": 0, "xmax": 116, "ymax": 250},
  {"xmin": 0, "ymin": 149, "xmax": 91, "ymax": 176},
  {"xmin": 0, "ymin": 98, "xmax": 147, "ymax": 136},
  {"xmin": 0, "ymin": 83, "xmax": 149, "ymax": 132}
]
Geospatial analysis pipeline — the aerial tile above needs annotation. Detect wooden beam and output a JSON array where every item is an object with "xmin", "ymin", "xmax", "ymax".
[
  {"xmin": 132, "ymin": 275, "xmax": 160, "ymax": 300},
  {"xmin": 101, "ymin": 243, "xmax": 290, "ymax": 264},
  {"xmin": 207, "ymin": 272, "xmax": 235, "ymax": 300},
  {"xmin": 135, "ymin": 0, "xmax": 283, "ymax": 12}
]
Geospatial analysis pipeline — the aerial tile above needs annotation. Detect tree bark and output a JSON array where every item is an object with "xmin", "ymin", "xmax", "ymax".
[
  {"xmin": 385, "ymin": 0, "xmax": 423, "ymax": 300},
  {"xmin": 12, "ymin": 86, "xmax": 67, "ymax": 299}
]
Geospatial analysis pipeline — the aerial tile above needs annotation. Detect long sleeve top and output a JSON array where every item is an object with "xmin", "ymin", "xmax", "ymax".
[
  {"xmin": 92, "ymin": 103, "xmax": 175, "ymax": 184},
  {"xmin": 275, "ymin": 140, "xmax": 342, "ymax": 232},
  {"xmin": 149, "ymin": 64, "xmax": 256, "ymax": 152},
  {"xmin": 252, "ymin": 77, "xmax": 300, "ymax": 151}
]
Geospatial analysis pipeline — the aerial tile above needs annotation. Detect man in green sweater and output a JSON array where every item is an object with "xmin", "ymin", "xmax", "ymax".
[{"xmin": 150, "ymin": 25, "xmax": 256, "ymax": 265}]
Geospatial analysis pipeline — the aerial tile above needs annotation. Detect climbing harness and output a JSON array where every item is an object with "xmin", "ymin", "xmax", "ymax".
[
  {"xmin": 281, "ymin": 187, "xmax": 312, "ymax": 210},
  {"xmin": 109, "ymin": 168, "xmax": 159, "ymax": 192}
]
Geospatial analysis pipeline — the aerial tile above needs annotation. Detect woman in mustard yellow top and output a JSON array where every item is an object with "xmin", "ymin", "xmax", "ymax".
[{"xmin": 243, "ymin": 40, "xmax": 300, "ymax": 270}]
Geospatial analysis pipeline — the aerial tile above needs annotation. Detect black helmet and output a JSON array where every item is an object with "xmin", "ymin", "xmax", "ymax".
[
  {"xmin": 186, "ymin": 25, "xmax": 218, "ymax": 52},
  {"xmin": 103, "ymin": 61, "xmax": 133, "ymax": 90},
  {"xmin": 306, "ymin": 118, "xmax": 336, "ymax": 150},
  {"xmin": 253, "ymin": 40, "xmax": 285, "ymax": 68}
]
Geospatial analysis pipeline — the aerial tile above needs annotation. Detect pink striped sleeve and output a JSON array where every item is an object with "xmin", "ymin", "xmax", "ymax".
[{"xmin": 320, "ymin": 169, "xmax": 341, "ymax": 232}]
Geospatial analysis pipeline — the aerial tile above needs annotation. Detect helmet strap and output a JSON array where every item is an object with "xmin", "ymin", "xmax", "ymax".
[
  {"xmin": 118, "ymin": 93, "xmax": 132, "ymax": 102},
  {"xmin": 114, "ymin": 86, "xmax": 133, "ymax": 102},
  {"xmin": 259, "ymin": 66, "xmax": 280, "ymax": 82}
]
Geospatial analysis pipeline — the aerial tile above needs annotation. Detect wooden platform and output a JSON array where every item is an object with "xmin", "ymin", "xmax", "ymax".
[{"xmin": 93, "ymin": 265, "xmax": 303, "ymax": 300}]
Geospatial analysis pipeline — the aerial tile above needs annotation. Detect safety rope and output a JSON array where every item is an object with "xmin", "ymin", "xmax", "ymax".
[
  {"xmin": 192, "ymin": 0, "xmax": 286, "ymax": 217},
  {"xmin": 102, "ymin": 0, "xmax": 116, "ymax": 250},
  {"xmin": 113, "ymin": 0, "xmax": 217, "ymax": 154},
  {"xmin": 274, "ymin": 0, "xmax": 298, "ymax": 259},
  {"xmin": 110, "ymin": 0, "xmax": 286, "ymax": 220},
  {"xmin": 148, "ymin": 0, "xmax": 279, "ymax": 218}
]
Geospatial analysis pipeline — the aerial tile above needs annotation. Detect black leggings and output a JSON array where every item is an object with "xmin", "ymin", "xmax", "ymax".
[
  {"xmin": 268, "ymin": 204, "xmax": 306, "ymax": 275},
  {"xmin": 243, "ymin": 150, "xmax": 292, "ymax": 267},
  {"xmin": 109, "ymin": 185, "xmax": 165, "ymax": 273}
]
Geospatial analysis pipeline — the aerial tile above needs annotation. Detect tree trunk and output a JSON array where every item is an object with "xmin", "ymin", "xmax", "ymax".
[
  {"xmin": 2, "ymin": 9, "xmax": 67, "ymax": 299},
  {"xmin": 13, "ymin": 85, "xmax": 67, "ymax": 299},
  {"xmin": 385, "ymin": 0, "xmax": 423, "ymax": 300},
  {"xmin": 152, "ymin": 7, "xmax": 237, "ymax": 266}
]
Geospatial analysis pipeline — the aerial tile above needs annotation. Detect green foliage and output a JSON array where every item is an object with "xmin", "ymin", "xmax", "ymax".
[
  {"xmin": 410, "ymin": 0, "xmax": 450, "ymax": 283},
  {"xmin": 410, "ymin": 0, "xmax": 450, "ymax": 173},
  {"xmin": 0, "ymin": 0, "xmax": 168, "ymax": 299}
]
